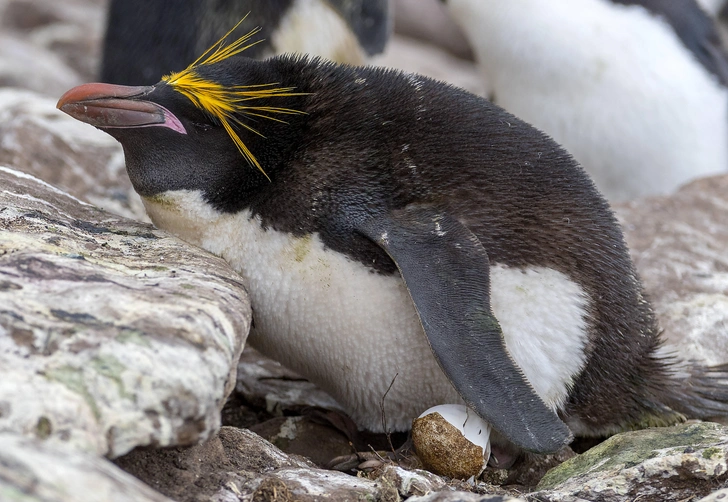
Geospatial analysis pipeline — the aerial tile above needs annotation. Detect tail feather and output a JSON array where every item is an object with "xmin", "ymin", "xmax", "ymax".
[{"xmin": 660, "ymin": 361, "xmax": 728, "ymax": 420}]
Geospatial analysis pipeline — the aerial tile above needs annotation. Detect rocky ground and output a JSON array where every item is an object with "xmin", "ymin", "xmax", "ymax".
[{"xmin": 2, "ymin": 0, "xmax": 728, "ymax": 501}]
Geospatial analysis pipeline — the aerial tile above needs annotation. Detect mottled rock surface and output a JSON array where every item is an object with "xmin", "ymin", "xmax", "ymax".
[
  {"xmin": 0, "ymin": 166, "xmax": 250, "ymax": 457},
  {"xmin": 110, "ymin": 422, "xmax": 728, "ymax": 502},
  {"xmin": 0, "ymin": 432, "xmax": 175, "ymax": 502},
  {"xmin": 616, "ymin": 175, "xmax": 728, "ymax": 366},
  {"xmin": 0, "ymin": 88, "xmax": 143, "ymax": 221},
  {"xmin": 2, "ymin": 0, "xmax": 728, "ymax": 500},
  {"xmin": 409, "ymin": 494, "xmax": 526, "ymax": 502},
  {"xmin": 235, "ymin": 347, "xmax": 345, "ymax": 417},
  {"xmin": 533, "ymin": 422, "xmax": 728, "ymax": 502},
  {"xmin": 0, "ymin": 0, "xmax": 104, "ymax": 94},
  {"xmin": 116, "ymin": 426, "xmax": 532, "ymax": 502},
  {"xmin": 700, "ymin": 488, "xmax": 728, "ymax": 501},
  {"xmin": 0, "ymin": 34, "xmax": 81, "ymax": 95},
  {"xmin": 116, "ymin": 426, "xmax": 393, "ymax": 502}
]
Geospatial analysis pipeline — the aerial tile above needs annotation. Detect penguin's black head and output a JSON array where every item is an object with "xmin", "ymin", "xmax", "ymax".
[{"xmin": 57, "ymin": 25, "xmax": 306, "ymax": 210}]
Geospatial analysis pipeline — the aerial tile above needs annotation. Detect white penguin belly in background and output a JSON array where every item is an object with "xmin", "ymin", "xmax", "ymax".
[
  {"xmin": 446, "ymin": 0, "xmax": 728, "ymax": 202},
  {"xmin": 142, "ymin": 192, "xmax": 590, "ymax": 433}
]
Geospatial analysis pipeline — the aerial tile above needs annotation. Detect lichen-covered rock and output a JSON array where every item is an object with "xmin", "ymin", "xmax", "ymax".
[
  {"xmin": 615, "ymin": 175, "xmax": 728, "ymax": 365},
  {"xmin": 0, "ymin": 88, "xmax": 145, "ymax": 220},
  {"xmin": 0, "ymin": 165, "xmax": 250, "ymax": 457},
  {"xmin": 376, "ymin": 464, "xmax": 448, "ymax": 498},
  {"xmin": 407, "ymin": 492, "xmax": 527, "ymax": 502},
  {"xmin": 0, "ymin": 432, "xmax": 175, "ymax": 502},
  {"xmin": 533, "ymin": 422, "xmax": 728, "ymax": 502},
  {"xmin": 116, "ymin": 426, "xmax": 403, "ymax": 502}
]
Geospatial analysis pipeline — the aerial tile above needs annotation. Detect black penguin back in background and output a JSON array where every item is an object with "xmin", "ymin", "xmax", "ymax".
[
  {"xmin": 101, "ymin": 0, "xmax": 291, "ymax": 85},
  {"xmin": 327, "ymin": 0, "xmax": 391, "ymax": 56},
  {"xmin": 100, "ymin": 0, "xmax": 392, "ymax": 86}
]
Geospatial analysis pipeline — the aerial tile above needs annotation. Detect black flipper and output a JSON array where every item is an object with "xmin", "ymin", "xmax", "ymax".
[{"xmin": 357, "ymin": 206, "xmax": 573, "ymax": 453}]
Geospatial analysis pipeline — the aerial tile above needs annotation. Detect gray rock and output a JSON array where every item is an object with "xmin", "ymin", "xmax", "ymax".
[
  {"xmin": 699, "ymin": 488, "xmax": 728, "ymax": 502},
  {"xmin": 258, "ymin": 468, "xmax": 399, "ymax": 501},
  {"xmin": 0, "ymin": 88, "xmax": 146, "ymax": 221},
  {"xmin": 615, "ymin": 175, "xmax": 728, "ymax": 365},
  {"xmin": 0, "ymin": 432, "xmax": 174, "ymax": 502},
  {"xmin": 248, "ymin": 416, "xmax": 353, "ymax": 466},
  {"xmin": 0, "ymin": 35, "xmax": 82, "ymax": 96},
  {"xmin": 0, "ymin": 0, "xmax": 106, "ymax": 85},
  {"xmin": 532, "ymin": 422, "xmax": 728, "ymax": 502},
  {"xmin": 116, "ymin": 426, "xmax": 402, "ymax": 502},
  {"xmin": 236, "ymin": 347, "xmax": 345, "ymax": 416},
  {"xmin": 408, "ymin": 492, "xmax": 527, "ymax": 502},
  {"xmin": 0, "ymin": 165, "xmax": 250, "ymax": 457},
  {"xmin": 377, "ymin": 464, "xmax": 449, "ymax": 498}
]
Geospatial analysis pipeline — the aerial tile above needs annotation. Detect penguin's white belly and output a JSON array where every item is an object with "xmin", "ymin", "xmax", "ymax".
[{"xmin": 143, "ymin": 192, "xmax": 590, "ymax": 432}]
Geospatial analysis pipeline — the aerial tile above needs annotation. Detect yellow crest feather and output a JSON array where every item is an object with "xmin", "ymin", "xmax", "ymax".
[{"xmin": 161, "ymin": 16, "xmax": 306, "ymax": 180}]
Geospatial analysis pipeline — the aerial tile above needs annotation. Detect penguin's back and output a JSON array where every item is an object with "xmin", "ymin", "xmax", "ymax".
[
  {"xmin": 212, "ymin": 56, "xmax": 663, "ymax": 436},
  {"xmin": 248, "ymin": 56, "xmax": 620, "ymax": 274}
]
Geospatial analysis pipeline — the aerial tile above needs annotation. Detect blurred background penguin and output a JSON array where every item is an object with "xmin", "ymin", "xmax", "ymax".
[
  {"xmin": 102, "ymin": 0, "xmax": 728, "ymax": 202},
  {"xmin": 443, "ymin": 0, "xmax": 728, "ymax": 202},
  {"xmin": 100, "ymin": 0, "xmax": 393, "ymax": 85}
]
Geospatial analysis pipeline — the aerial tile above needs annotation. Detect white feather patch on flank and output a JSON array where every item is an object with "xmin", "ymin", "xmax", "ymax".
[
  {"xmin": 143, "ymin": 191, "xmax": 590, "ymax": 432},
  {"xmin": 447, "ymin": 0, "xmax": 728, "ymax": 202},
  {"xmin": 271, "ymin": 0, "xmax": 366, "ymax": 65},
  {"xmin": 490, "ymin": 264, "xmax": 589, "ymax": 409}
]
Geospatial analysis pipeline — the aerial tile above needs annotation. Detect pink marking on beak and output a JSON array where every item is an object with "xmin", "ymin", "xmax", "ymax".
[{"xmin": 57, "ymin": 83, "xmax": 186, "ymax": 135}]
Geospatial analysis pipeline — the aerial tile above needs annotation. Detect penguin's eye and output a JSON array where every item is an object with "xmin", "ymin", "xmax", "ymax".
[{"xmin": 192, "ymin": 122, "xmax": 214, "ymax": 132}]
